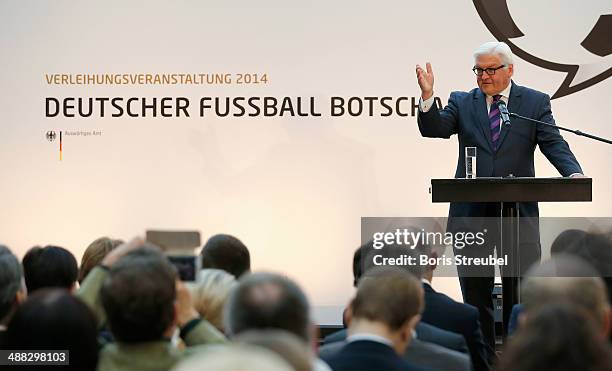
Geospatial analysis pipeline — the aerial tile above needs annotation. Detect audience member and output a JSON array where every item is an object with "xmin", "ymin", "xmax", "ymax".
[
  {"xmin": 0, "ymin": 245, "xmax": 26, "ymax": 346},
  {"xmin": 77, "ymin": 239, "xmax": 226, "ymax": 371},
  {"xmin": 190, "ymin": 268, "xmax": 237, "ymax": 333},
  {"xmin": 5, "ymin": 289, "xmax": 99, "ymax": 371},
  {"xmin": 364, "ymin": 232, "xmax": 491, "ymax": 371},
  {"xmin": 8, "ymin": 227, "xmax": 610, "ymax": 371},
  {"xmin": 22, "ymin": 245, "xmax": 78, "ymax": 293},
  {"xmin": 549, "ymin": 229, "xmax": 588, "ymax": 255},
  {"xmin": 233, "ymin": 329, "xmax": 312, "ymax": 371},
  {"xmin": 509, "ymin": 230, "xmax": 612, "ymax": 336},
  {"xmin": 520, "ymin": 255, "xmax": 611, "ymax": 339},
  {"xmin": 224, "ymin": 271, "xmax": 330, "ymax": 371},
  {"xmin": 559, "ymin": 231, "xmax": 612, "ymax": 307},
  {"xmin": 321, "ymin": 268, "xmax": 425, "ymax": 371},
  {"xmin": 321, "ymin": 244, "xmax": 471, "ymax": 371},
  {"xmin": 224, "ymin": 272, "xmax": 310, "ymax": 341},
  {"xmin": 325, "ymin": 243, "xmax": 469, "ymax": 356},
  {"xmin": 78, "ymin": 237, "xmax": 123, "ymax": 283},
  {"xmin": 200, "ymin": 234, "xmax": 250, "ymax": 278},
  {"xmin": 496, "ymin": 305, "xmax": 612, "ymax": 371}
]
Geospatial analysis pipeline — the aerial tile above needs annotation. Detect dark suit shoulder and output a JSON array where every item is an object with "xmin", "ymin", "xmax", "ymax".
[
  {"xmin": 325, "ymin": 340, "xmax": 429, "ymax": 371},
  {"xmin": 448, "ymin": 90, "xmax": 473, "ymax": 104},
  {"xmin": 424, "ymin": 285, "xmax": 478, "ymax": 315},
  {"xmin": 415, "ymin": 322, "xmax": 468, "ymax": 354},
  {"xmin": 319, "ymin": 340, "xmax": 346, "ymax": 360},
  {"xmin": 322, "ymin": 328, "xmax": 347, "ymax": 345},
  {"xmin": 512, "ymin": 82, "xmax": 545, "ymax": 97},
  {"xmin": 422, "ymin": 285, "xmax": 479, "ymax": 333},
  {"xmin": 407, "ymin": 338, "xmax": 471, "ymax": 371},
  {"xmin": 511, "ymin": 82, "xmax": 551, "ymax": 108}
]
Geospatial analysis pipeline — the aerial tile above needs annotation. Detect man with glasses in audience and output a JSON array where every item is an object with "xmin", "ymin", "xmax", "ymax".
[{"xmin": 415, "ymin": 41, "xmax": 584, "ymax": 362}]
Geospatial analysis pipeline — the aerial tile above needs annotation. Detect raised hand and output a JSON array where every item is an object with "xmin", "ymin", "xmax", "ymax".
[{"xmin": 416, "ymin": 62, "xmax": 434, "ymax": 100}]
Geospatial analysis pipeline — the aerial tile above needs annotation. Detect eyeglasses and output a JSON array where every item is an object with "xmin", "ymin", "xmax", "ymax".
[{"xmin": 472, "ymin": 65, "xmax": 506, "ymax": 76}]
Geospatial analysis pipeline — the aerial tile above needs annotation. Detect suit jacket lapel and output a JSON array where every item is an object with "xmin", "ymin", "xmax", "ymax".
[
  {"xmin": 473, "ymin": 90, "xmax": 494, "ymax": 152},
  {"xmin": 497, "ymin": 81, "xmax": 522, "ymax": 150}
]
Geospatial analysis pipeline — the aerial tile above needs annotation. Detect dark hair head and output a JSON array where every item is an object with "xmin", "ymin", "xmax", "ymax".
[
  {"xmin": 79, "ymin": 237, "xmax": 123, "ymax": 283},
  {"xmin": 352, "ymin": 268, "xmax": 424, "ymax": 331},
  {"xmin": 201, "ymin": 234, "xmax": 250, "ymax": 278},
  {"xmin": 224, "ymin": 272, "xmax": 310, "ymax": 342},
  {"xmin": 522, "ymin": 255, "xmax": 608, "ymax": 330},
  {"xmin": 22, "ymin": 245, "xmax": 78, "ymax": 293},
  {"xmin": 100, "ymin": 246, "xmax": 177, "ymax": 343},
  {"xmin": 355, "ymin": 236, "xmax": 429, "ymax": 287},
  {"xmin": 561, "ymin": 231, "xmax": 612, "ymax": 322},
  {"xmin": 497, "ymin": 304, "xmax": 612, "ymax": 371},
  {"xmin": 0, "ymin": 245, "xmax": 22, "ymax": 322},
  {"xmin": 6, "ymin": 289, "xmax": 99, "ymax": 371},
  {"xmin": 352, "ymin": 243, "xmax": 367, "ymax": 287},
  {"xmin": 563, "ymin": 232, "xmax": 612, "ymax": 276},
  {"xmin": 551, "ymin": 229, "xmax": 588, "ymax": 255}
]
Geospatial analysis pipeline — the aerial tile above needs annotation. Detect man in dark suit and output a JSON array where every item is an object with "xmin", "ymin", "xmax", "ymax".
[
  {"xmin": 324, "ymin": 244, "xmax": 471, "ymax": 360},
  {"xmin": 374, "ymin": 230, "xmax": 491, "ymax": 371},
  {"xmin": 415, "ymin": 41, "xmax": 584, "ymax": 353},
  {"xmin": 328, "ymin": 244, "xmax": 469, "ymax": 354},
  {"xmin": 321, "ymin": 268, "xmax": 427, "ymax": 371}
]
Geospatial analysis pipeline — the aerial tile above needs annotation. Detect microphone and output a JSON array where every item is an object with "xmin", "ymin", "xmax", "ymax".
[{"xmin": 498, "ymin": 100, "xmax": 511, "ymax": 127}]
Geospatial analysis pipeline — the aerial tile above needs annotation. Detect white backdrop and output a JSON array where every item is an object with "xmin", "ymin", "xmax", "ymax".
[{"xmin": 1, "ymin": 0, "xmax": 610, "ymax": 324}]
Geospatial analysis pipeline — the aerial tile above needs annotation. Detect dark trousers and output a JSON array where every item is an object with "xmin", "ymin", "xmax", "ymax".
[
  {"xmin": 452, "ymin": 205, "xmax": 541, "ymax": 361},
  {"xmin": 459, "ymin": 276, "xmax": 516, "ymax": 361}
]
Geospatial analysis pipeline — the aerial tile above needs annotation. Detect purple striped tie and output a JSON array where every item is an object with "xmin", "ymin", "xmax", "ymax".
[{"xmin": 490, "ymin": 95, "xmax": 502, "ymax": 150}]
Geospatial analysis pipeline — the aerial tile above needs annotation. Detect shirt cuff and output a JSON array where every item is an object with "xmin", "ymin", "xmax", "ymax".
[{"xmin": 419, "ymin": 95, "xmax": 435, "ymax": 113}]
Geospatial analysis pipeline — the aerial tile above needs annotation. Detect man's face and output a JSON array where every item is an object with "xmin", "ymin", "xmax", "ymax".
[{"xmin": 475, "ymin": 54, "xmax": 513, "ymax": 96}]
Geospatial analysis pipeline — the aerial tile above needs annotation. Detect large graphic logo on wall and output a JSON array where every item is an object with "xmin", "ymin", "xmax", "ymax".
[{"xmin": 473, "ymin": 0, "xmax": 611, "ymax": 99}]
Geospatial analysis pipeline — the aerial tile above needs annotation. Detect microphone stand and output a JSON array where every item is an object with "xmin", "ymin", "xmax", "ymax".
[{"xmin": 508, "ymin": 112, "xmax": 612, "ymax": 145}]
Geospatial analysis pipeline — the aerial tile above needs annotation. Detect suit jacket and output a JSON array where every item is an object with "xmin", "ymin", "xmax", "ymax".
[
  {"xmin": 421, "ymin": 282, "xmax": 490, "ymax": 371},
  {"xmin": 417, "ymin": 82, "xmax": 582, "ymax": 219},
  {"xmin": 414, "ymin": 322, "xmax": 468, "ymax": 354},
  {"xmin": 322, "ymin": 322, "xmax": 468, "ymax": 354},
  {"xmin": 417, "ymin": 82, "xmax": 583, "ymax": 269},
  {"xmin": 320, "ymin": 337, "xmax": 470, "ymax": 371},
  {"xmin": 322, "ymin": 340, "xmax": 428, "ymax": 371}
]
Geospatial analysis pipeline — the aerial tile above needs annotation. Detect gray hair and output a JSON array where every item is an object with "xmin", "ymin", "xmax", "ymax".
[
  {"xmin": 223, "ymin": 272, "xmax": 311, "ymax": 343},
  {"xmin": 522, "ymin": 255, "xmax": 610, "ymax": 330},
  {"xmin": 190, "ymin": 268, "xmax": 237, "ymax": 331},
  {"xmin": 473, "ymin": 41, "xmax": 514, "ymax": 65},
  {"xmin": 0, "ymin": 245, "xmax": 23, "ymax": 323}
]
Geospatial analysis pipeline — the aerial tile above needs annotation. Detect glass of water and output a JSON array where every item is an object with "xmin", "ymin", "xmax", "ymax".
[{"xmin": 465, "ymin": 147, "xmax": 477, "ymax": 179}]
